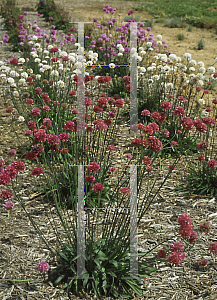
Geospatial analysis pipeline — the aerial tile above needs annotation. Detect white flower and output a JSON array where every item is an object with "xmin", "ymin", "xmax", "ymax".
[
  {"xmin": 86, "ymin": 61, "xmax": 93, "ymax": 66},
  {"xmin": 177, "ymin": 57, "xmax": 182, "ymax": 62},
  {"xmin": 156, "ymin": 34, "xmax": 162, "ymax": 41},
  {"xmin": 57, "ymin": 80, "xmax": 65, "ymax": 88},
  {"xmin": 157, "ymin": 41, "xmax": 162, "ymax": 46},
  {"xmin": 74, "ymin": 43, "xmax": 81, "ymax": 48},
  {"xmin": 0, "ymin": 61, "xmax": 4, "ymax": 66},
  {"xmin": 36, "ymin": 74, "xmax": 41, "ymax": 80},
  {"xmin": 140, "ymin": 50, "xmax": 146, "ymax": 56},
  {"xmin": 38, "ymin": 63, "xmax": 43, "ymax": 68},
  {"xmin": 35, "ymin": 58, "xmax": 41, "ymax": 63},
  {"xmin": 198, "ymin": 67, "xmax": 206, "ymax": 74},
  {"xmin": 138, "ymin": 47, "xmax": 144, "ymax": 51},
  {"xmin": 189, "ymin": 59, "xmax": 196, "ymax": 66},
  {"xmin": 117, "ymin": 53, "xmax": 123, "ymax": 57},
  {"xmin": 179, "ymin": 64, "xmax": 187, "ymax": 72},
  {"xmin": 109, "ymin": 63, "xmax": 116, "ymax": 69},
  {"xmin": 137, "ymin": 56, "xmax": 142, "ymax": 62},
  {"xmin": 119, "ymin": 47, "xmax": 125, "ymax": 53},
  {"xmin": 162, "ymin": 65, "xmax": 171, "ymax": 73},
  {"xmin": 131, "ymin": 48, "xmax": 137, "ymax": 54},
  {"xmin": 169, "ymin": 53, "xmax": 178, "ymax": 62},
  {"xmin": 43, "ymin": 50, "xmax": 49, "ymax": 55},
  {"xmin": 146, "ymin": 42, "xmax": 152, "ymax": 48},
  {"xmin": 43, "ymin": 65, "xmax": 51, "ymax": 70},
  {"xmin": 201, "ymin": 110, "xmax": 209, "ymax": 117},
  {"xmin": 197, "ymin": 61, "xmax": 204, "ymax": 68},
  {"xmin": 47, "ymin": 45, "xmax": 53, "ymax": 50},
  {"xmin": 165, "ymin": 83, "xmax": 173, "ymax": 90},
  {"xmin": 147, "ymin": 66, "xmax": 153, "ymax": 72},
  {"xmin": 20, "ymin": 72, "xmax": 28, "ymax": 79},
  {"xmin": 189, "ymin": 67, "xmax": 195, "ymax": 72},
  {"xmin": 31, "ymin": 36, "xmax": 38, "ymax": 41},
  {"xmin": 140, "ymin": 67, "xmax": 146, "ymax": 73},
  {"xmin": 9, "ymin": 70, "xmax": 16, "ymax": 77},
  {"xmin": 42, "ymin": 60, "xmax": 47, "ymax": 64},
  {"xmin": 197, "ymin": 98, "xmax": 205, "ymax": 105},
  {"xmin": 35, "ymin": 43, "xmax": 41, "ymax": 48},
  {"xmin": 68, "ymin": 56, "xmax": 76, "ymax": 63},
  {"xmin": 18, "ymin": 58, "xmax": 25, "ymax": 64},
  {"xmin": 27, "ymin": 69, "xmax": 33, "ymax": 74},
  {"xmin": 51, "ymin": 70, "xmax": 59, "ymax": 77},
  {"xmin": 196, "ymin": 73, "xmax": 204, "ymax": 80},
  {"xmin": 203, "ymin": 75, "xmax": 209, "ymax": 82},
  {"xmin": 197, "ymin": 80, "xmax": 204, "ymax": 87},
  {"xmin": 148, "ymin": 47, "xmax": 154, "ymax": 51},
  {"xmin": 59, "ymin": 51, "xmax": 68, "ymax": 57},
  {"xmin": 19, "ymin": 78, "xmax": 25, "ymax": 84},
  {"xmin": 116, "ymin": 44, "xmax": 122, "ymax": 49},
  {"xmin": 7, "ymin": 77, "xmax": 15, "ymax": 85},
  {"xmin": 18, "ymin": 116, "xmax": 25, "ymax": 122},
  {"xmin": 148, "ymin": 79, "xmax": 153, "ymax": 84},
  {"xmin": 152, "ymin": 75, "xmax": 160, "ymax": 80},
  {"xmin": 30, "ymin": 52, "xmax": 38, "ymax": 58},
  {"xmin": 207, "ymin": 66, "xmax": 215, "ymax": 73},
  {"xmin": 183, "ymin": 52, "xmax": 191, "ymax": 60},
  {"xmin": 13, "ymin": 91, "xmax": 19, "ymax": 97}
]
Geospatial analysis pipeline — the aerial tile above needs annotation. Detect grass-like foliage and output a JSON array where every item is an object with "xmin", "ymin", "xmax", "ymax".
[
  {"xmin": 176, "ymin": 33, "xmax": 186, "ymax": 40},
  {"xmin": 197, "ymin": 38, "xmax": 205, "ymax": 50}
]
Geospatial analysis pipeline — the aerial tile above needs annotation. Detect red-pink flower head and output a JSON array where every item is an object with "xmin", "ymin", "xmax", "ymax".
[{"xmin": 87, "ymin": 162, "xmax": 101, "ymax": 174}]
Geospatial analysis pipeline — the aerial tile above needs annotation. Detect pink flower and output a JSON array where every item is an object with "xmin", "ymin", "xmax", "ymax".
[
  {"xmin": 60, "ymin": 148, "xmax": 69, "ymax": 154},
  {"xmin": 198, "ymin": 259, "xmax": 207, "ymax": 267},
  {"xmin": 32, "ymin": 167, "xmax": 43, "ymax": 176},
  {"xmin": 37, "ymin": 261, "xmax": 49, "ymax": 273},
  {"xmin": 107, "ymin": 145, "xmax": 115, "ymax": 151},
  {"xmin": 199, "ymin": 154, "xmax": 205, "ymax": 162},
  {"xmin": 11, "ymin": 161, "xmax": 25, "ymax": 172},
  {"xmin": 208, "ymin": 242, "xmax": 217, "ymax": 254},
  {"xmin": 160, "ymin": 101, "xmax": 171, "ymax": 110},
  {"xmin": 6, "ymin": 107, "xmax": 13, "ymax": 113},
  {"xmin": 170, "ymin": 241, "xmax": 184, "ymax": 252},
  {"xmin": 199, "ymin": 221, "xmax": 211, "ymax": 233},
  {"xmin": 31, "ymin": 107, "xmax": 41, "ymax": 116},
  {"xmin": 178, "ymin": 213, "xmax": 192, "ymax": 226},
  {"xmin": 146, "ymin": 136, "xmax": 163, "ymax": 152},
  {"xmin": 126, "ymin": 153, "xmax": 132, "ymax": 159},
  {"xmin": 204, "ymin": 90, "xmax": 209, "ymax": 94},
  {"xmin": 0, "ymin": 173, "xmax": 11, "ymax": 185},
  {"xmin": 0, "ymin": 189, "xmax": 13, "ymax": 200},
  {"xmin": 173, "ymin": 106, "xmax": 185, "ymax": 116},
  {"xmin": 34, "ymin": 130, "xmax": 47, "ymax": 143},
  {"xmin": 94, "ymin": 120, "xmax": 107, "ymax": 131},
  {"xmin": 148, "ymin": 122, "xmax": 159, "ymax": 133},
  {"xmin": 47, "ymin": 134, "xmax": 60, "ymax": 145},
  {"xmin": 9, "ymin": 149, "xmax": 16, "ymax": 155},
  {"xmin": 212, "ymin": 98, "xmax": 217, "ymax": 104},
  {"xmin": 157, "ymin": 250, "xmax": 167, "ymax": 259},
  {"xmin": 141, "ymin": 110, "xmax": 150, "ymax": 116},
  {"xmin": 145, "ymin": 166, "xmax": 153, "ymax": 172},
  {"xmin": 58, "ymin": 132, "xmax": 69, "ymax": 142},
  {"xmin": 205, "ymin": 107, "xmax": 212, "ymax": 112},
  {"xmin": 161, "ymin": 128, "xmax": 170, "ymax": 138},
  {"xmin": 168, "ymin": 165, "xmax": 175, "ymax": 171},
  {"xmin": 197, "ymin": 141, "xmax": 209, "ymax": 149},
  {"xmin": 4, "ymin": 166, "xmax": 18, "ymax": 179},
  {"xmin": 109, "ymin": 167, "xmax": 116, "ymax": 172},
  {"xmin": 168, "ymin": 251, "xmax": 185, "ymax": 266},
  {"xmin": 92, "ymin": 182, "xmax": 104, "ymax": 193},
  {"xmin": 64, "ymin": 121, "xmax": 76, "ymax": 132},
  {"xmin": 26, "ymin": 98, "xmax": 34, "ymax": 105},
  {"xmin": 142, "ymin": 156, "xmax": 151, "ymax": 165},
  {"xmin": 10, "ymin": 58, "xmax": 18, "ymax": 64},
  {"xmin": 35, "ymin": 87, "xmax": 42, "ymax": 95},
  {"xmin": 87, "ymin": 162, "xmax": 100, "ymax": 174},
  {"xmin": 207, "ymin": 160, "xmax": 217, "ymax": 169},
  {"xmin": 120, "ymin": 187, "xmax": 130, "ymax": 195},
  {"xmin": 181, "ymin": 116, "xmax": 194, "ymax": 131},
  {"xmin": 85, "ymin": 175, "xmax": 96, "ymax": 183},
  {"xmin": 171, "ymin": 141, "xmax": 177, "ymax": 146},
  {"xmin": 188, "ymin": 231, "xmax": 198, "ymax": 244},
  {"xmin": 4, "ymin": 201, "xmax": 14, "ymax": 210},
  {"xmin": 114, "ymin": 99, "xmax": 124, "ymax": 108},
  {"xmin": 28, "ymin": 120, "xmax": 36, "ymax": 129}
]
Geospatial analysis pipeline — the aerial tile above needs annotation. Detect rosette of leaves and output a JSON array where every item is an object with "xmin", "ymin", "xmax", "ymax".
[
  {"xmin": 47, "ymin": 237, "xmax": 157, "ymax": 299},
  {"xmin": 175, "ymin": 161, "xmax": 217, "ymax": 196}
]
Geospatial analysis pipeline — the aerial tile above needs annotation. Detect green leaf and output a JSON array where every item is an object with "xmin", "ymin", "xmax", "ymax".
[
  {"xmin": 54, "ymin": 274, "xmax": 65, "ymax": 286},
  {"xmin": 111, "ymin": 260, "xmax": 118, "ymax": 268}
]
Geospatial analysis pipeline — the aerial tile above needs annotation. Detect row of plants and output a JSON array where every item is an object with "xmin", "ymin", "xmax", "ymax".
[{"xmin": 0, "ymin": 5, "xmax": 217, "ymax": 299}]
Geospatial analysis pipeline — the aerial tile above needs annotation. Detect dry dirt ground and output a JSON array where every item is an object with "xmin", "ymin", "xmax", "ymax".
[{"xmin": 0, "ymin": 1, "xmax": 217, "ymax": 299}]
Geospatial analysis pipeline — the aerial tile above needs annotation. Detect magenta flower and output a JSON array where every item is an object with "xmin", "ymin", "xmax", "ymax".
[
  {"xmin": 198, "ymin": 259, "xmax": 207, "ymax": 267},
  {"xmin": 92, "ymin": 182, "xmax": 104, "ymax": 193},
  {"xmin": 9, "ymin": 149, "xmax": 16, "ymax": 156},
  {"xmin": 32, "ymin": 167, "xmax": 43, "ymax": 176},
  {"xmin": 4, "ymin": 201, "xmax": 14, "ymax": 210},
  {"xmin": 157, "ymin": 250, "xmax": 167, "ymax": 259},
  {"xmin": 0, "ymin": 189, "xmax": 13, "ymax": 200},
  {"xmin": 208, "ymin": 242, "xmax": 217, "ymax": 254},
  {"xmin": 37, "ymin": 261, "xmax": 49, "ymax": 273},
  {"xmin": 120, "ymin": 187, "xmax": 130, "ymax": 195}
]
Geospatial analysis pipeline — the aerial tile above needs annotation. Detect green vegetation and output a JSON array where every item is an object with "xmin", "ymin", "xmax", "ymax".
[
  {"xmin": 176, "ymin": 33, "xmax": 186, "ymax": 40},
  {"xmin": 197, "ymin": 38, "xmax": 205, "ymax": 50},
  {"xmin": 123, "ymin": 0, "xmax": 217, "ymax": 29}
]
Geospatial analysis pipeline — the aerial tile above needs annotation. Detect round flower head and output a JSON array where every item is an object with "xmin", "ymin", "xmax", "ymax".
[
  {"xmin": 4, "ymin": 201, "xmax": 14, "ymax": 210},
  {"xmin": 37, "ymin": 261, "xmax": 49, "ymax": 273}
]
